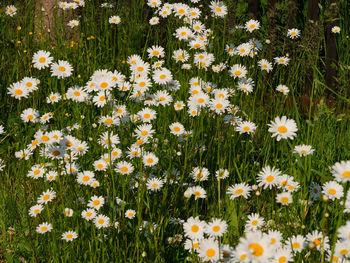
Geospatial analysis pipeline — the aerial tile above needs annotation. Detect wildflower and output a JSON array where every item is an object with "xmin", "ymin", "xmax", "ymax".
[
  {"xmin": 8, "ymin": 82, "xmax": 29, "ymax": 100},
  {"xmin": 68, "ymin": 20, "xmax": 79, "ymax": 28},
  {"xmin": 245, "ymin": 19, "xmax": 260, "ymax": 32},
  {"xmin": 125, "ymin": 209, "xmax": 136, "ymax": 219},
  {"xmin": 138, "ymin": 108, "xmax": 157, "ymax": 123},
  {"xmin": 116, "ymin": 161, "xmax": 134, "ymax": 175},
  {"xmin": 169, "ymin": 122, "xmax": 185, "ymax": 136},
  {"xmin": 147, "ymin": 45, "xmax": 165, "ymax": 59},
  {"xmin": 36, "ymin": 222, "xmax": 53, "ymax": 234},
  {"xmin": 109, "ymin": 16, "xmax": 121, "ymax": 24},
  {"xmin": 206, "ymin": 218, "xmax": 227, "ymax": 238},
  {"xmin": 306, "ymin": 230, "xmax": 330, "ymax": 252},
  {"xmin": 142, "ymin": 152, "xmax": 159, "ymax": 167},
  {"xmin": 215, "ymin": 169, "xmax": 229, "ymax": 180},
  {"xmin": 245, "ymin": 213, "xmax": 265, "ymax": 231},
  {"xmin": 149, "ymin": 17, "xmax": 159, "ymax": 25},
  {"xmin": 146, "ymin": 178, "xmax": 164, "ymax": 191},
  {"xmin": 236, "ymin": 121, "xmax": 257, "ymax": 134},
  {"xmin": 209, "ymin": 1, "xmax": 227, "ymax": 18},
  {"xmin": 189, "ymin": 186, "xmax": 207, "ymax": 199},
  {"xmin": 183, "ymin": 216, "xmax": 206, "ymax": 240},
  {"xmin": 309, "ymin": 182, "xmax": 322, "ymax": 200},
  {"xmin": 33, "ymin": 50, "xmax": 53, "ymax": 69},
  {"xmin": 81, "ymin": 209, "xmax": 96, "ymax": 221},
  {"xmin": 21, "ymin": 108, "xmax": 39, "ymax": 123},
  {"xmin": 62, "ymin": 231, "xmax": 78, "ymax": 242},
  {"xmin": 51, "ymin": 60, "xmax": 73, "ymax": 79},
  {"xmin": 274, "ymin": 56, "xmax": 290, "ymax": 66},
  {"xmin": 87, "ymin": 196, "xmax": 104, "ymax": 210},
  {"xmin": 152, "ymin": 68, "xmax": 172, "ymax": 85},
  {"xmin": 198, "ymin": 238, "xmax": 220, "ymax": 262},
  {"xmin": 293, "ymin": 144, "xmax": 314, "ymax": 156},
  {"xmin": 37, "ymin": 189, "xmax": 56, "ymax": 204},
  {"xmin": 64, "ymin": 208, "xmax": 73, "ymax": 217},
  {"xmin": 276, "ymin": 191, "xmax": 293, "ymax": 205},
  {"xmin": 226, "ymin": 183, "xmax": 251, "ymax": 200},
  {"xmin": 258, "ymin": 59, "xmax": 273, "ymax": 72},
  {"xmin": 6, "ymin": 5, "xmax": 17, "ymax": 16},
  {"xmin": 288, "ymin": 235, "xmax": 306, "ymax": 253},
  {"xmin": 331, "ymin": 160, "xmax": 350, "ymax": 183},
  {"xmin": 331, "ymin": 26, "xmax": 340, "ymax": 34},
  {"xmin": 287, "ymin": 28, "xmax": 300, "ymax": 39},
  {"xmin": 268, "ymin": 116, "xmax": 298, "ymax": 141},
  {"xmin": 257, "ymin": 166, "xmax": 281, "ymax": 189},
  {"xmin": 94, "ymin": 214, "xmax": 110, "ymax": 229},
  {"xmin": 229, "ymin": 64, "xmax": 247, "ymax": 79},
  {"xmin": 276, "ymin": 85, "xmax": 290, "ymax": 95},
  {"xmin": 322, "ymin": 181, "xmax": 344, "ymax": 200},
  {"xmin": 29, "ymin": 204, "xmax": 44, "ymax": 217}
]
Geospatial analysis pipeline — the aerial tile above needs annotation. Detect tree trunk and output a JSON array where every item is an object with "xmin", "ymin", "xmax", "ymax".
[
  {"xmin": 325, "ymin": 0, "xmax": 339, "ymax": 98},
  {"xmin": 248, "ymin": 0, "xmax": 259, "ymax": 19}
]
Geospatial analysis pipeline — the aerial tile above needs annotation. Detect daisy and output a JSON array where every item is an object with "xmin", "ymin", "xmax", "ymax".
[
  {"xmin": 62, "ymin": 231, "xmax": 78, "ymax": 242},
  {"xmin": 184, "ymin": 239, "xmax": 201, "ymax": 252},
  {"xmin": 287, "ymin": 28, "xmax": 300, "ymax": 39},
  {"xmin": 94, "ymin": 214, "xmax": 110, "ymax": 229},
  {"xmin": 135, "ymin": 124, "xmax": 155, "ymax": 139},
  {"xmin": 29, "ymin": 204, "xmax": 44, "ymax": 217},
  {"xmin": 173, "ymin": 3, "xmax": 189, "ymax": 18},
  {"xmin": 331, "ymin": 160, "xmax": 350, "ymax": 182},
  {"xmin": 238, "ymin": 82, "xmax": 254, "ymax": 94},
  {"xmin": 306, "ymin": 230, "xmax": 330, "ymax": 252},
  {"xmin": 288, "ymin": 235, "xmax": 306, "ymax": 253},
  {"xmin": 68, "ymin": 20, "xmax": 79, "ymax": 28},
  {"xmin": 267, "ymin": 230, "xmax": 283, "ymax": 248},
  {"xmin": 147, "ymin": 45, "xmax": 165, "ymax": 59},
  {"xmin": 274, "ymin": 247, "xmax": 293, "ymax": 263},
  {"xmin": 32, "ymin": 50, "xmax": 53, "ymax": 69},
  {"xmin": 146, "ymin": 178, "xmax": 164, "ymax": 191},
  {"xmin": 337, "ymin": 221, "xmax": 350, "ymax": 241},
  {"xmin": 226, "ymin": 183, "xmax": 251, "ymax": 200},
  {"xmin": 257, "ymin": 165, "xmax": 281, "ymax": 189},
  {"xmin": 309, "ymin": 182, "xmax": 322, "ymax": 200},
  {"xmin": 8, "ymin": 82, "xmax": 29, "ymax": 100},
  {"xmin": 198, "ymin": 238, "xmax": 220, "ymax": 262},
  {"xmin": 191, "ymin": 167, "xmax": 210, "ymax": 181},
  {"xmin": 149, "ymin": 17, "xmax": 159, "ymax": 25},
  {"xmin": 235, "ymin": 43, "xmax": 252, "ymax": 57},
  {"xmin": 152, "ymin": 68, "xmax": 172, "ymax": 85},
  {"xmin": 206, "ymin": 218, "xmax": 227, "ymax": 238},
  {"xmin": 236, "ymin": 121, "xmax": 257, "ymax": 134},
  {"xmin": 27, "ymin": 164, "xmax": 45, "ymax": 179},
  {"xmin": 274, "ymin": 56, "xmax": 290, "ymax": 66},
  {"xmin": 142, "ymin": 152, "xmax": 159, "ymax": 167},
  {"xmin": 81, "ymin": 209, "xmax": 96, "ymax": 221},
  {"xmin": 87, "ymin": 196, "xmax": 104, "ymax": 210},
  {"xmin": 46, "ymin": 171, "xmax": 58, "ymax": 181},
  {"xmin": 236, "ymin": 231, "xmax": 272, "ymax": 262},
  {"xmin": 64, "ymin": 208, "xmax": 73, "ymax": 217},
  {"xmin": 209, "ymin": 1, "xmax": 227, "ymax": 18},
  {"xmin": 322, "ymin": 181, "xmax": 343, "ymax": 200},
  {"xmin": 245, "ymin": 213, "xmax": 265, "ymax": 231},
  {"xmin": 190, "ymin": 186, "xmax": 207, "ymax": 200},
  {"xmin": 137, "ymin": 108, "xmax": 157, "ymax": 123},
  {"xmin": 215, "ymin": 169, "xmax": 229, "ymax": 180},
  {"xmin": 174, "ymin": 26, "xmax": 192, "ymax": 40},
  {"xmin": 331, "ymin": 26, "xmax": 340, "ymax": 34},
  {"xmin": 20, "ymin": 77, "xmax": 38, "ymax": 92},
  {"xmin": 276, "ymin": 191, "xmax": 293, "ymax": 205},
  {"xmin": 36, "ymin": 222, "xmax": 53, "ymax": 234},
  {"xmin": 116, "ymin": 161, "xmax": 134, "ymax": 175},
  {"xmin": 109, "ymin": 16, "xmax": 121, "ymax": 24},
  {"xmin": 258, "ymin": 59, "xmax": 273, "ymax": 72},
  {"xmin": 21, "ymin": 108, "xmax": 39, "ymax": 123},
  {"xmin": 125, "ymin": 209, "xmax": 136, "ymax": 219},
  {"xmin": 154, "ymin": 90, "xmax": 173, "ymax": 106},
  {"xmin": 169, "ymin": 122, "xmax": 185, "ymax": 136},
  {"xmin": 229, "ymin": 64, "xmax": 247, "ymax": 79},
  {"xmin": 77, "ymin": 171, "xmax": 95, "ymax": 185},
  {"xmin": 37, "ymin": 189, "xmax": 56, "ymax": 204},
  {"xmin": 209, "ymin": 98, "xmax": 229, "ymax": 114},
  {"xmin": 276, "ymin": 85, "xmax": 290, "ymax": 95},
  {"xmin": 268, "ymin": 116, "xmax": 298, "ymax": 141},
  {"xmin": 6, "ymin": 5, "xmax": 17, "ymax": 16},
  {"xmin": 51, "ymin": 60, "xmax": 73, "ymax": 79},
  {"xmin": 183, "ymin": 216, "xmax": 206, "ymax": 240},
  {"xmin": 245, "ymin": 19, "xmax": 260, "ymax": 32},
  {"xmin": 293, "ymin": 144, "xmax": 314, "ymax": 156},
  {"xmin": 98, "ymin": 131, "xmax": 120, "ymax": 148}
]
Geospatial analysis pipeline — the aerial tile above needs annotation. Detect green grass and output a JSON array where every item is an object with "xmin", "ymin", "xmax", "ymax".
[{"xmin": 0, "ymin": 0, "xmax": 350, "ymax": 262}]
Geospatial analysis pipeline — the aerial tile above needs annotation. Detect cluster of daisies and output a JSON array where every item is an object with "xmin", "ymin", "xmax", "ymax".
[{"xmin": 4, "ymin": 0, "xmax": 349, "ymax": 261}]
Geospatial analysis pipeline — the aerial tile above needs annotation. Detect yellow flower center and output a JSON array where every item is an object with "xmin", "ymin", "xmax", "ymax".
[
  {"xmin": 15, "ymin": 89, "xmax": 23, "ymax": 95},
  {"xmin": 93, "ymin": 200, "xmax": 100, "ymax": 206},
  {"xmin": 328, "ymin": 189, "xmax": 336, "ymax": 195},
  {"xmin": 120, "ymin": 167, "xmax": 129, "ymax": 172},
  {"xmin": 58, "ymin": 66, "xmax": 66, "ymax": 72},
  {"xmin": 213, "ymin": 226, "xmax": 220, "ymax": 232},
  {"xmin": 249, "ymin": 243, "xmax": 264, "ymax": 257},
  {"xmin": 342, "ymin": 171, "xmax": 350, "ymax": 178},
  {"xmin": 279, "ymin": 256, "xmax": 287, "ymax": 263},
  {"xmin": 191, "ymin": 225, "xmax": 199, "ymax": 232},
  {"xmin": 74, "ymin": 91, "xmax": 80, "ymax": 96},
  {"xmin": 206, "ymin": 249, "xmax": 216, "ymax": 258},
  {"xmin": 278, "ymin": 126, "xmax": 287, "ymax": 133},
  {"xmin": 281, "ymin": 197, "xmax": 289, "ymax": 203}
]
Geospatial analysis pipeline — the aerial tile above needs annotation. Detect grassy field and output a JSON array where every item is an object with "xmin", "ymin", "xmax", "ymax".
[{"xmin": 0, "ymin": 0, "xmax": 350, "ymax": 262}]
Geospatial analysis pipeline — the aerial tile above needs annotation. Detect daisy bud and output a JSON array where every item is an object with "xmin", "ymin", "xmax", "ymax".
[
  {"xmin": 177, "ymin": 152, "xmax": 182, "ymax": 156},
  {"xmin": 252, "ymin": 185, "xmax": 258, "ymax": 190},
  {"xmin": 308, "ymin": 242, "xmax": 315, "ymax": 249},
  {"xmin": 324, "ymin": 213, "xmax": 329, "ymax": 218},
  {"xmin": 141, "ymin": 252, "xmax": 147, "ymax": 257},
  {"xmin": 302, "ymin": 225, "xmax": 306, "ymax": 229},
  {"xmin": 265, "ymin": 39, "xmax": 271, "ymax": 44},
  {"xmin": 255, "ymin": 191, "xmax": 260, "ymax": 196},
  {"xmin": 322, "ymin": 194, "xmax": 329, "ymax": 202},
  {"xmin": 184, "ymin": 188, "xmax": 192, "ymax": 198}
]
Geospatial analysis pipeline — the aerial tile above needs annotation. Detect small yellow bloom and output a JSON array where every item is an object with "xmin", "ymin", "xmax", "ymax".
[
  {"xmin": 17, "ymin": 40, "xmax": 21, "ymax": 44},
  {"xmin": 65, "ymin": 113, "xmax": 71, "ymax": 117},
  {"xmin": 29, "ymin": 32, "xmax": 33, "ymax": 35},
  {"xmin": 17, "ymin": 26, "xmax": 21, "ymax": 31}
]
